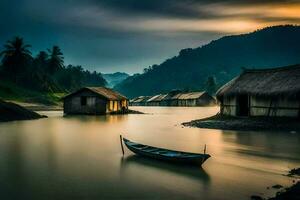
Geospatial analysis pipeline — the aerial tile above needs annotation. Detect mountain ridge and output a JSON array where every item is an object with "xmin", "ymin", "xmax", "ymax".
[
  {"xmin": 114, "ymin": 25, "xmax": 300, "ymax": 98},
  {"xmin": 103, "ymin": 72, "xmax": 129, "ymax": 88}
]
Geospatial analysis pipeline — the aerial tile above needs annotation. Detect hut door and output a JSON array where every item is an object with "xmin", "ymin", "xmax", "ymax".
[{"xmin": 237, "ymin": 95, "xmax": 249, "ymax": 116}]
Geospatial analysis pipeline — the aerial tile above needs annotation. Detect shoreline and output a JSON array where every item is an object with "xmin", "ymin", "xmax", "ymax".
[
  {"xmin": 0, "ymin": 99, "xmax": 47, "ymax": 122},
  {"xmin": 183, "ymin": 114, "xmax": 300, "ymax": 132},
  {"xmin": 251, "ymin": 168, "xmax": 300, "ymax": 200},
  {"xmin": 8, "ymin": 101, "xmax": 63, "ymax": 111}
]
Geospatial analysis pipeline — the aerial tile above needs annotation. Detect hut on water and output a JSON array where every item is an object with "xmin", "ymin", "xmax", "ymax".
[
  {"xmin": 216, "ymin": 65, "xmax": 300, "ymax": 117},
  {"xmin": 136, "ymin": 91, "xmax": 215, "ymax": 107},
  {"xmin": 130, "ymin": 96, "xmax": 151, "ymax": 106},
  {"xmin": 171, "ymin": 92, "xmax": 216, "ymax": 107},
  {"xmin": 63, "ymin": 87, "xmax": 128, "ymax": 115},
  {"xmin": 159, "ymin": 90, "xmax": 182, "ymax": 106},
  {"xmin": 146, "ymin": 94, "xmax": 168, "ymax": 106}
]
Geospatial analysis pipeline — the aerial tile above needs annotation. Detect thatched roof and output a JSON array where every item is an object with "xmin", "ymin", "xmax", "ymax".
[
  {"xmin": 171, "ymin": 92, "xmax": 207, "ymax": 100},
  {"xmin": 63, "ymin": 87, "xmax": 128, "ymax": 100},
  {"xmin": 147, "ymin": 94, "xmax": 168, "ymax": 102},
  {"xmin": 146, "ymin": 91, "xmax": 211, "ymax": 102},
  {"xmin": 130, "ymin": 96, "xmax": 151, "ymax": 103},
  {"xmin": 216, "ymin": 64, "xmax": 300, "ymax": 99}
]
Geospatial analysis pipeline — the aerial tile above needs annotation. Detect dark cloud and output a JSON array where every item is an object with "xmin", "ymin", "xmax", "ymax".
[
  {"xmin": 86, "ymin": 0, "xmax": 300, "ymax": 18},
  {"xmin": 0, "ymin": 0, "xmax": 299, "ymax": 73}
]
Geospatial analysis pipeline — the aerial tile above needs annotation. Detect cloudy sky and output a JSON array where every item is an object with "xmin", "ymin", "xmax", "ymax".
[{"xmin": 0, "ymin": 0, "xmax": 300, "ymax": 74}]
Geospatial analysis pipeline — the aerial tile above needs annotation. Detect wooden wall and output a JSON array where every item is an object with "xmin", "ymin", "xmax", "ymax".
[
  {"xmin": 221, "ymin": 95, "xmax": 299, "ymax": 117},
  {"xmin": 64, "ymin": 90, "xmax": 128, "ymax": 115}
]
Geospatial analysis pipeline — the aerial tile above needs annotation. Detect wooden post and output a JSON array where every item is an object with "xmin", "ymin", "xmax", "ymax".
[
  {"xmin": 201, "ymin": 144, "xmax": 207, "ymax": 165},
  {"xmin": 120, "ymin": 135, "xmax": 125, "ymax": 156}
]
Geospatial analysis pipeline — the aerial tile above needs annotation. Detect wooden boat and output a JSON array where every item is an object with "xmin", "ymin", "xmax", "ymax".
[{"xmin": 122, "ymin": 137, "xmax": 211, "ymax": 165}]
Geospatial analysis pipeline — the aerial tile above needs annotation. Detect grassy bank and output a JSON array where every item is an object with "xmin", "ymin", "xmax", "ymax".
[{"xmin": 0, "ymin": 80, "xmax": 65, "ymax": 106}]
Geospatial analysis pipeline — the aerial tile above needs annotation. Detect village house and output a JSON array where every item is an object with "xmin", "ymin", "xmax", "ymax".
[
  {"xmin": 159, "ymin": 90, "xmax": 182, "ymax": 106},
  {"xmin": 216, "ymin": 65, "xmax": 300, "ymax": 117},
  {"xmin": 133, "ymin": 91, "xmax": 216, "ymax": 107},
  {"xmin": 146, "ymin": 94, "xmax": 168, "ymax": 106},
  {"xmin": 171, "ymin": 92, "xmax": 216, "ymax": 106},
  {"xmin": 63, "ymin": 87, "xmax": 128, "ymax": 115},
  {"xmin": 130, "ymin": 96, "xmax": 151, "ymax": 106}
]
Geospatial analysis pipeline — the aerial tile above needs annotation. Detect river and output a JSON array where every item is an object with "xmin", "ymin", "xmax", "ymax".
[{"xmin": 0, "ymin": 106, "xmax": 299, "ymax": 200}]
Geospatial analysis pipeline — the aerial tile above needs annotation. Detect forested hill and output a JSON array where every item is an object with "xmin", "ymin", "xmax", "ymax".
[
  {"xmin": 103, "ymin": 72, "xmax": 129, "ymax": 87},
  {"xmin": 0, "ymin": 36, "xmax": 107, "ymax": 104},
  {"xmin": 114, "ymin": 25, "xmax": 300, "ymax": 98}
]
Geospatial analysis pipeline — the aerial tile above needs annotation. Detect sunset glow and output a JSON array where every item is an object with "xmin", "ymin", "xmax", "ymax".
[{"xmin": 1, "ymin": 0, "xmax": 300, "ymax": 72}]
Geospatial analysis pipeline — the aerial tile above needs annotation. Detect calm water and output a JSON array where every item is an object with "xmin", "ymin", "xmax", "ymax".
[{"xmin": 0, "ymin": 106, "xmax": 299, "ymax": 200}]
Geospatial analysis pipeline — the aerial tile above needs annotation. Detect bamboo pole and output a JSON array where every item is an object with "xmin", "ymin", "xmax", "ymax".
[{"xmin": 120, "ymin": 135, "xmax": 125, "ymax": 156}]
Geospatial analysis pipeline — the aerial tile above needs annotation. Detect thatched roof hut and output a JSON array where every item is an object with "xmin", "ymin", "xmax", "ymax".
[
  {"xmin": 130, "ymin": 96, "xmax": 151, "ymax": 106},
  {"xmin": 217, "ymin": 64, "xmax": 300, "ymax": 99},
  {"xmin": 142, "ymin": 91, "xmax": 215, "ymax": 107},
  {"xmin": 63, "ymin": 87, "xmax": 128, "ymax": 115},
  {"xmin": 147, "ymin": 94, "xmax": 168, "ymax": 106},
  {"xmin": 170, "ymin": 92, "xmax": 216, "ymax": 106},
  {"xmin": 217, "ymin": 64, "xmax": 300, "ymax": 117}
]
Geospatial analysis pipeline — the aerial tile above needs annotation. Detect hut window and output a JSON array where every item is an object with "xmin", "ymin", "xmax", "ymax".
[
  {"xmin": 109, "ymin": 101, "xmax": 114, "ymax": 110},
  {"xmin": 113, "ymin": 101, "xmax": 118, "ymax": 111},
  {"xmin": 81, "ymin": 96, "xmax": 87, "ymax": 106},
  {"xmin": 122, "ymin": 100, "xmax": 127, "ymax": 107}
]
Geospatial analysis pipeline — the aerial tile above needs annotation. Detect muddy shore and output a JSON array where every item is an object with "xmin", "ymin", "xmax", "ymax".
[
  {"xmin": 251, "ymin": 168, "xmax": 300, "ymax": 200},
  {"xmin": 8, "ymin": 101, "xmax": 63, "ymax": 111},
  {"xmin": 0, "ymin": 99, "xmax": 46, "ymax": 122},
  {"xmin": 183, "ymin": 114, "xmax": 300, "ymax": 132}
]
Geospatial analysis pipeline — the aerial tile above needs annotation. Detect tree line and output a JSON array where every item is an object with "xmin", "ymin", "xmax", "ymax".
[{"xmin": 0, "ymin": 36, "xmax": 107, "ymax": 93}]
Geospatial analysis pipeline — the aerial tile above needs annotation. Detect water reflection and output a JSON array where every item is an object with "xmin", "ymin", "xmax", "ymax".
[
  {"xmin": 120, "ymin": 155, "xmax": 210, "ymax": 184},
  {"xmin": 0, "ymin": 107, "xmax": 299, "ymax": 200},
  {"xmin": 222, "ymin": 130, "xmax": 300, "ymax": 162},
  {"xmin": 63, "ymin": 114, "xmax": 128, "ymax": 124}
]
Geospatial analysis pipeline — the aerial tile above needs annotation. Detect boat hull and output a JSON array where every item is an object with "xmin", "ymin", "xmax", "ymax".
[{"xmin": 123, "ymin": 138, "xmax": 210, "ymax": 166}]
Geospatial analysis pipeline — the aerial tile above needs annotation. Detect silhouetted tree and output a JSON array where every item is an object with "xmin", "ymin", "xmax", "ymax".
[
  {"xmin": 35, "ymin": 51, "xmax": 48, "ymax": 66},
  {"xmin": 205, "ymin": 76, "xmax": 217, "ymax": 95},
  {"xmin": 33, "ymin": 51, "xmax": 48, "ymax": 72},
  {"xmin": 0, "ymin": 37, "xmax": 107, "ymax": 93},
  {"xmin": 47, "ymin": 46, "xmax": 64, "ymax": 74},
  {"xmin": 0, "ymin": 36, "xmax": 32, "ymax": 83}
]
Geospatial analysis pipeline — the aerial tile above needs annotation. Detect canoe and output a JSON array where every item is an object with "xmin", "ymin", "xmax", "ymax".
[{"xmin": 122, "ymin": 138, "xmax": 211, "ymax": 165}]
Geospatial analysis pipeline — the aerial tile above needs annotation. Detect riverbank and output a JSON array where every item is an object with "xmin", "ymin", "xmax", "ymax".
[
  {"xmin": 0, "ymin": 80, "xmax": 64, "ymax": 105},
  {"xmin": 0, "ymin": 99, "xmax": 47, "ymax": 122},
  {"xmin": 183, "ymin": 114, "xmax": 300, "ymax": 132},
  {"xmin": 268, "ymin": 182, "xmax": 300, "ymax": 200},
  {"xmin": 8, "ymin": 101, "xmax": 63, "ymax": 111},
  {"xmin": 251, "ymin": 168, "xmax": 300, "ymax": 200}
]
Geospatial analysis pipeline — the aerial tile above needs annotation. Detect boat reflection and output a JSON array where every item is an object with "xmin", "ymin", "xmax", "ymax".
[{"xmin": 120, "ymin": 155, "xmax": 210, "ymax": 184}]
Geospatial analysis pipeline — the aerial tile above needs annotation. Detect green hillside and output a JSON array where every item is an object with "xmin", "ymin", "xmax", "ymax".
[
  {"xmin": 114, "ymin": 25, "xmax": 300, "ymax": 98},
  {"xmin": 0, "ymin": 36, "xmax": 107, "ymax": 104}
]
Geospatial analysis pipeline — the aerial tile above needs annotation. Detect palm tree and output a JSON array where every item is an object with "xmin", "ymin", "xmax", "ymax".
[
  {"xmin": 0, "ymin": 36, "xmax": 32, "ymax": 82},
  {"xmin": 36, "ymin": 51, "xmax": 48, "ymax": 64},
  {"xmin": 34, "ymin": 51, "xmax": 48, "ymax": 71},
  {"xmin": 47, "ymin": 46, "xmax": 64, "ymax": 74}
]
